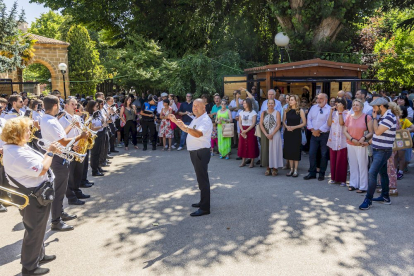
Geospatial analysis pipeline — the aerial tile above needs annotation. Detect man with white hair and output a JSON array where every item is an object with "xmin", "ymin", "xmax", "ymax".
[
  {"xmin": 157, "ymin": 92, "xmax": 169, "ymax": 114},
  {"xmin": 304, "ymin": 93, "xmax": 331, "ymax": 181},
  {"xmin": 260, "ymin": 89, "xmax": 282, "ymax": 115}
]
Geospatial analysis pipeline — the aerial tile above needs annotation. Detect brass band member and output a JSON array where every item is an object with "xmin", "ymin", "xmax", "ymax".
[
  {"xmin": 0, "ymin": 116, "xmax": 7, "ymax": 212},
  {"xmin": 87, "ymin": 100, "xmax": 106, "ymax": 176},
  {"xmin": 59, "ymin": 98, "xmax": 90, "ymax": 205},
  {"xmin": 4, "ymin": 94, "xmax": 25, "ymax": 120},
  {"xmin": 2, "ymin": 117, "xmax": 59, "ymax": 276},
  {"xmin": 96, "ymin": 93, "xmax": 112, "ymax": 168},
  {"xmin": 40, "ymin": 96, "xmax": 87, "ymax": 231},
  {"xmin": 0, "ymin": 97, "xmax": 8, "ymax": 118},
  {"xmin": 105, "ymin": 96, "xmax": 119, "ymax": 153}
]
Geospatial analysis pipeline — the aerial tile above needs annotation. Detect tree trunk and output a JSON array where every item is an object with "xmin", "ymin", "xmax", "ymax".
[{"xmin": 312, "ymin": 17, "xmax": 342, "ymax": 47}]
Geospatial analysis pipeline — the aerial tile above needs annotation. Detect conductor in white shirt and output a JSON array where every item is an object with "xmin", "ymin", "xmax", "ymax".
[{"xmin": 169, "ymin": 99, "xmax": 212, "ymax": 217}]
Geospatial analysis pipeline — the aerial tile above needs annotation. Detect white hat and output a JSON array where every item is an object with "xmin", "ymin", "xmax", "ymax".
[{"xmin": 161, "ymin": 92, "xmax": 168, "ymax": 97}]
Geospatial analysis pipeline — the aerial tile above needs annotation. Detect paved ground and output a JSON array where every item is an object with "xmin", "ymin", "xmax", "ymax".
[{"xmin": 1, "ymin": 146, "xmax": 414, "ymax": 276}]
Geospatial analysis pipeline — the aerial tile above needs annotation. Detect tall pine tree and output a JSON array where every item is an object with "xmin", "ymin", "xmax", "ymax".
[{"xmin": 66, "ymin": 25, "xmax": 102, "ymax": 96}]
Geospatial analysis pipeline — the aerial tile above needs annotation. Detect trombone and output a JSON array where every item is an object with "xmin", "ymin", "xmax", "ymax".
[{"xmin": 0, "ymin": 186, "xmax": 29, "ymax": 210}]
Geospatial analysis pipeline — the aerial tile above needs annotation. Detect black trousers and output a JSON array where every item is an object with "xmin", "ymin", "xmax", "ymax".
[
  {"xmin": 124, "ymin": 120, "xmax": 137, "ymax": 147},
  {"xmin": 0, "ymin": 164, "xmax": 10, "ymax": 203},
  {"xmin": 91, "ymin": 131, "xmax": 104, "ymax": 173},
  {"xmin": 66, "ymin": 160, "xmax": 83, "ymax": 202},
  {"xmin": 189, "ymin": 148, "xmax": 211, "ymax": 211},
  {"xmin": 81, "ymin": 150, "xmax": 90, "ymax": 184},
  {"xmin": 50, "ymin": 156, "xmax": 70, "ymax": 223},
  {"xmin": 109, "ymin": 122, "xmax": 116, "ymax": 151},
  {"xmin": 19, "ymin": 193, "xmax": 51, "ymax": 271},
  {"xmin": 141, "ymin": 119, "xmax": 156, "ymax": 147},
  {"xmin": 99, "ymin": 127, "xmax": 109, "ymax": 165}
]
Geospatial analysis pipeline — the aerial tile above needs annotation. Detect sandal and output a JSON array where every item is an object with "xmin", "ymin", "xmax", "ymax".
[
  {"xmin": 292, "ymin": 171, "xmax": 298, "ymax": 177},
  {"xmin": 348, "ymin": 186, "xmax": 356, "ymax": 191},
  {"xmin": 134, "ymin": 146, "xmax": 139, "ymax": 149},
  {"xmin": 168, "ymin": 148, "xmax": 171, "ymax": 151},
  {"xmin": 249, "ymin": 163, "xmax": 254, "ymax": 168},
  {"xmin": 286, "ymin": 170, "xmax": 293, "ymax": 177},
  {"xmin": 272, "ymin": 169, "xmax": 278, "ymax": 176},
  {"xmin": 389, "ymin": 189, "xmax": 399, "ymax": 196},
  {"xmin": 265, "ymin": 169, "xmax": 271, "ymax": 176},
  {"xmin": 239, "ymin": 162, "xmax": 246, "ymax": 167},
  {"xmin": 356, "ymin": 190, "xmax": 366, "ymax": 193}
]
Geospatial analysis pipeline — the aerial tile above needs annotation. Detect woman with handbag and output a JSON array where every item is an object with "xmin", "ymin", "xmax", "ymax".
[
  {"xmin": 2, "ymin": 117, "xmax": 59, "ymax": 276},
  {"xmin": 344, "ymin": 99, "xmax": 372, "ymax": 193},
  {"xmin": 259, "ymin": 99, "xmax": 283, "ymax": 176},
  {"xmin": 327, "ymin": 98, "xmax": 351, "ymax": 186},
  {"xmin": 238, "ymin": 98, "xmax": 259, "ymax": 167},
  {"xmin": 216, "ymin": 99, "xmax": 232, "ymax": 159}
]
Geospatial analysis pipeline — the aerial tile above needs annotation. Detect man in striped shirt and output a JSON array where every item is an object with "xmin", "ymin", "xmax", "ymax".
[{"xmin": 360, "ymin": 97, "xmax": 396, "ymax": 210}]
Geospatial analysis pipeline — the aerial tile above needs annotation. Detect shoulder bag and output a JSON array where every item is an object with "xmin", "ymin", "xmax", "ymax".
[
  {"xmin": 7, "ymin": 170, "xmax": 54, "ymax": 206},
  {"xmin": 393, "ymin": 129, "xmax": 413, "ymax": 151},
  {"xmin": 364, "ymin": 115, "xmax": 373, "ymax": 157},
  {"xmin": 222, "ymin": 122, "xmax": 234, "ymax": 137}
]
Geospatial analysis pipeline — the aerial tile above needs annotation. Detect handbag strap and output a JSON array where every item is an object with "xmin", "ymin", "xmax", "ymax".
[{"xmin": 364, "ymin": 114, "xmax": 368, "ymax": 130}]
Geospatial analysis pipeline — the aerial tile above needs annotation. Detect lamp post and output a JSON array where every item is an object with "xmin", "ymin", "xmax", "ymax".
[
  {"xmin": 274, "ymin": 32, "xmax": 290, "ymax": 63},
  {"xmin": 58, "ymin": 63, "xmax": 68, "ymax": 99}
]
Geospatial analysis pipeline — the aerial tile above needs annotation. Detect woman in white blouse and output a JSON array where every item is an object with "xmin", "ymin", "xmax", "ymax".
[
  {"xmin": 237, "ymin": 98, "xmax": 259, "ymax": 168},
  {"xmin": 2, "ymin": 117, "xmax": 58, "ymax": 276}
]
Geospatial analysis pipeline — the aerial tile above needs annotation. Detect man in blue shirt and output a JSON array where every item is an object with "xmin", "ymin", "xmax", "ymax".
[
  {"xmin": 177, "ymin": 93, "xmax": 193, "ymax": 150},
  {"xmin": 140, "ymin": 95, "xmax": 158, "ymax": 151}
]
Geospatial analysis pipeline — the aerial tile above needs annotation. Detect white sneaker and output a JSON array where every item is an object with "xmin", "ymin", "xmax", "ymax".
[
  {"xmin": 177, "ymin": 147, "xmax": 183, "ymax": 151},
  {"xmin": 171, "ymin": 145, "xmax": 176, "ymax": 149}
]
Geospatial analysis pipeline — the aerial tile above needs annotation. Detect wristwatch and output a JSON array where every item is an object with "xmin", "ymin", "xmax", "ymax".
[{"xmin": 46, "ymin": 151, "xmax": 54, "ymax": 157}]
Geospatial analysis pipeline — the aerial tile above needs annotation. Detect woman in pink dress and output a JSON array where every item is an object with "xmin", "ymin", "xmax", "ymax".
[{"xmin": 159, "ymin": 99, "xmax": 174, "ymax": 151}]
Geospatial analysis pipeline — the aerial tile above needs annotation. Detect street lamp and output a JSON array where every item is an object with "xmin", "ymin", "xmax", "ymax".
[
  {"xmin": 274, "ymin": 32, "xmax": 290, "ymax": 63},
  {"xmin": 58, "ymin": 63, "xmax": 68, "ymax": 99}
]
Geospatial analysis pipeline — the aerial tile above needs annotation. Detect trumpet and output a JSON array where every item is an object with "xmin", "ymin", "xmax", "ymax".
[
  {"xmin": 33, "ymin": 137, "xmax": 86, "ymax": 162},
  {"xmin": 0, "ymin": 186, "xmax": 29, "ymax": 210}
]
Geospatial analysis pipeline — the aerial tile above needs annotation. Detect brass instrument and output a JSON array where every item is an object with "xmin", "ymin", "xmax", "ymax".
[
  {"xmin": 33, "ymin": 137, "xmax": 86, "ymax": 162},
  {"xmin": 70, "ymin": 112, "xmax": 98, "ymax": 161},
  {"xmin": 0, "ymin": 186, "xmax": 29, "ymax": 210}
]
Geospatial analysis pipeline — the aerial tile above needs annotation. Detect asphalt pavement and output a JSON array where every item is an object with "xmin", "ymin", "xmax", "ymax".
[{"xmin": 1, "ymin": 146, "xmax": 414, "ymax": 276}]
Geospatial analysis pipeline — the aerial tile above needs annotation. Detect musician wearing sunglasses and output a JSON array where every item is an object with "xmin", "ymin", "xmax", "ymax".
[
  {"xmin": 59, "ymin": 98, "xmax": 90, "ymax": 206},
  {"xmin": 87, "ymin": 100, "xmax": 106, "ymax": 176},
  {"xmin": 304, "ymin": 93, "xmax": 331, "ymax": 181},
  {"xmin": 2, "ymin": 117, "xmax": 59, "ymax": 276},
  {"xmin": 4, "ymin": 95, "xmax": 24, "ymax": 120},
  {"xmin": 40, "ymin": 96, "xmax": 88, "ymax": 232}
]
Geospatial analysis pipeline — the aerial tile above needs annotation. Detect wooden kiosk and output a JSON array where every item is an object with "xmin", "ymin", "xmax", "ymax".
[{"xmin": 224, "ymin": 58, "xmax": 369, "ymax": 100}]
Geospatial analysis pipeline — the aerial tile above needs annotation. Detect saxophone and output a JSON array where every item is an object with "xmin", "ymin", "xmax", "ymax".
[{"xmin": 72, "ymin": 112, "xmax": 98, "ymax": 162}]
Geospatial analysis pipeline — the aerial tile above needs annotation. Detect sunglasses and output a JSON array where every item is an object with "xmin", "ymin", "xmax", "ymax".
[{"xmin": 319, "ymin": 108, "xmax": 323, "ymax": 114}]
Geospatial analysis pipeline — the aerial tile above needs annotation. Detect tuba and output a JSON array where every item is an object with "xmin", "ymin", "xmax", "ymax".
[{"xmin": 0, "ymin": 186, "xmax": 29, "ymax": 210}]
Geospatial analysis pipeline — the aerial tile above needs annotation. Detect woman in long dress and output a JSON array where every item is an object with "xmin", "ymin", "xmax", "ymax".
[
  {"xmin": 216, "ymin": 99, "xmax": 232, "ymax": 159},
  {"xmin": 238, "ymin": 98, "xmax": 259, "ymax": 168},
  {"xmin": 260, "ymin": 99, "xmax": 283, "ymax": 176},
  {"xmin": 283, "ymin": 95, "xmax": 307, "ymax": 177}
]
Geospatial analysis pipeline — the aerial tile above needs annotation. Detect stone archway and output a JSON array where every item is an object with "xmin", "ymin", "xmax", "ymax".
[{"xmin": 9, "ymin": 33, "xmax": 70, "ymax": 96}]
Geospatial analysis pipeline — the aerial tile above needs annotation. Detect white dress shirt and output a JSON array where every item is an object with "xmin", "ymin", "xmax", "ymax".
[
  {"xmin": 0, "ymin": 118, "xmax": 6, "ymax": 148},
  {"xmin": 40, "ymin": 114, "xmax": 67, "ymax": 142},
  {"xmin": 3, "ymin": 144, "xmax": 55, "ymax": 188},
  {"xmin": 307, "ymin": 104, "xmax": 331, "ymax": 133},
  {"xmin": 186, "ymin": 112, "xmax": 212, "ymax": 151},
  {"xmin": 32, "ymin": 110, "xmax": 44, "ymax": 122},
  {"xmin": 4, "ymin": 109, "xmax": 24, "ymax": 120},
  {"xmin": 59, "ymin": 113, "xmax": 81, "ymax": 146},
  {"xmin": 229, "ymin": 99, "xmax": 243, "ymax": 119}
]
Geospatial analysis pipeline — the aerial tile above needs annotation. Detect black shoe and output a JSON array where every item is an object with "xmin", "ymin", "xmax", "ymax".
[
  {"xmin": 61, "ymin": 212, "xmax": 77, "ymax": 222},
  {"xmin": 190, "ymin": 209, "xmax": 210, "ymax": 217},
  {"xmin": 191, "ymin": 203, "xmax": 200, "ymax": 208},
  {"xmin": 110, "ymin": 150, "xmax": 119, "ymax": 153},
  {"xmin": 51, "ymin": 221, "xmax": 74, "ymax": 231},
  {"xmin": 107, "ymin": 155, "xmax": 114, "ymax": 159},
  {"xmin": 303, "ymin": 174, "xmax": 316, "ymax": 180},
  {"xmin": 92, "ymin": 171, "xmax": 105, "ymax": 176},
  {"xmin": 256, "ymin": 160, "xmax": 261, "ymax": 165},
  {"xmin": 100, "ymin": 163, "xmax": 110, "ymax": 167},
  {"xmin": 80, "ymin": 183, "xmax": 93, "ymax": 188},
  {"xmin": 98, "ymin": 167, "xmax": 108, "ymax": 173},
  {"xmin": 236, "ymin": 157, "xmax": 242, "ymax": 160},
  {"xmin": 318, "ymin": 175, "xmax": 325, "ymax": 181},
  {"xmin": 0, "ymin": 204, "xmax": 7, "ymax": 212},
  {"xmin": 22, "ymin": 267, "xmax": 50, "ymax": 276},
  {"xmin": 143, "ymin": 145, "xmax": 147, "ymax": 151},
  {"xmin": 86, "ymin": 180, "xmax": 94, "ymax": 185},
  {"xmin": 68, "ymin": 199, "xmax": 85, "ymax": 205},
  {"xmin": 76, "ymin": 193, "xmax": 90, "ymax": 199},
  {"xmin": 39, "ymin": 255, "xmax": 56, "ymax": 265}
]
